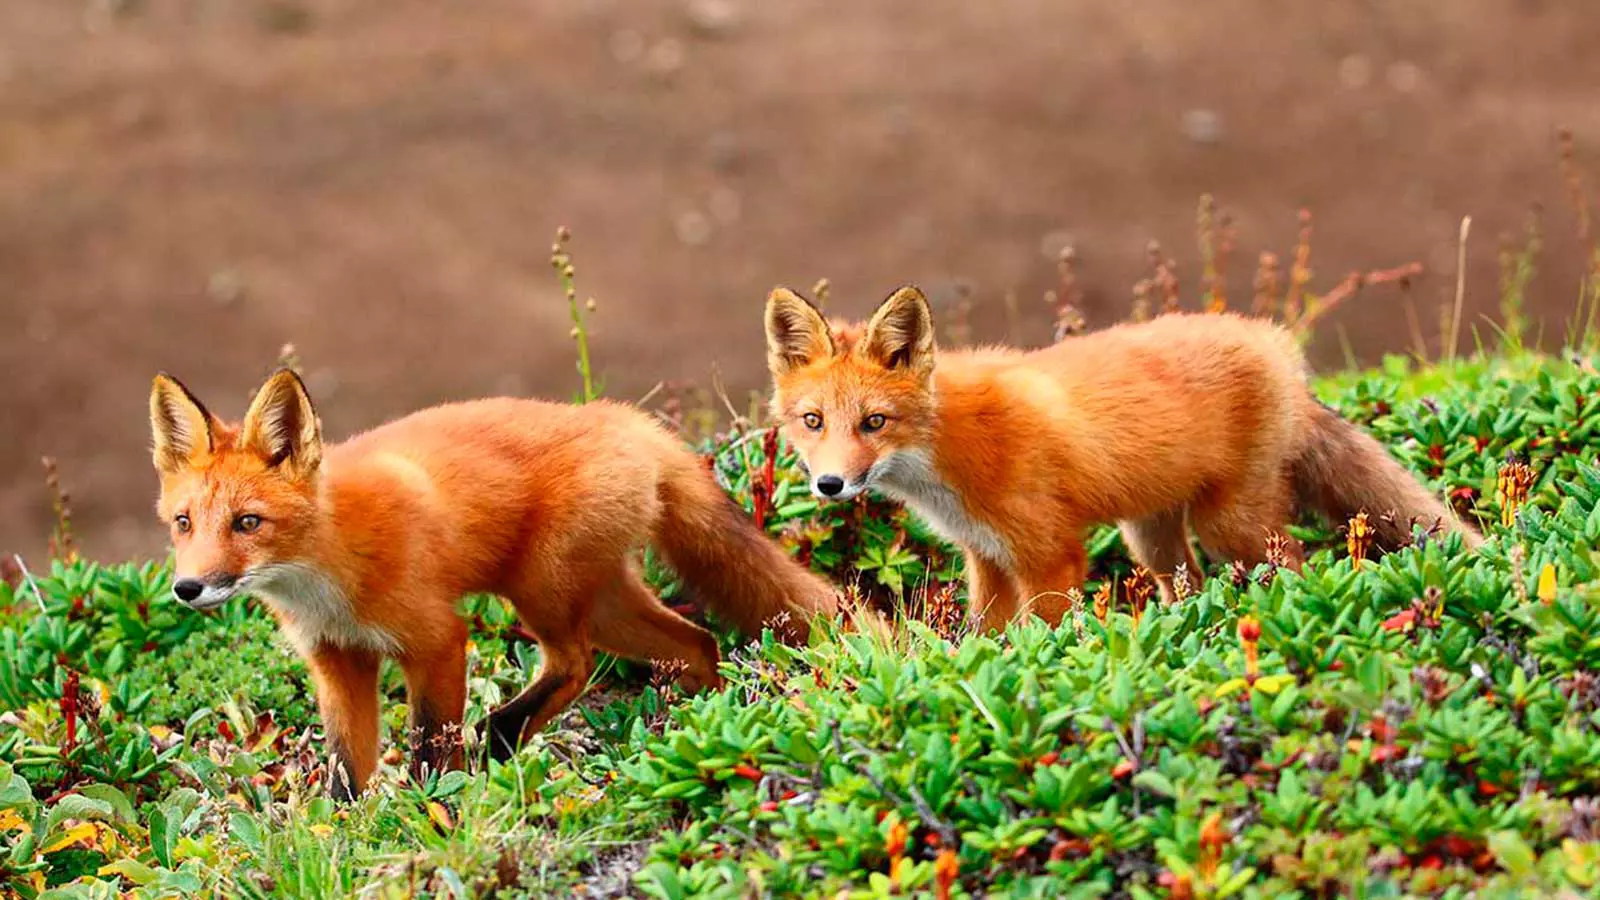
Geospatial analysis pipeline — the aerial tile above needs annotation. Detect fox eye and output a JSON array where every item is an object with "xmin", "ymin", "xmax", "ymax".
[
  {"xmin": 861, "ymin": 414, "xmax": 888, "ymax": 433},
  {"xmin": 233, "ymin": 514, "xmax": 262, "ymax": 534},
  {"xmin": 801, "ymin": 412, "xmax": 824, "ymax": 431},
  {"xmin": 174, "ymin": 515, "xmax": 191, "ymax": 534}
]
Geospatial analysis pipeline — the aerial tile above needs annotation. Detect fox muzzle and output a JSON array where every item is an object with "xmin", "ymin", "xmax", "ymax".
[{"xmin": 172, "ymin": 573, "xmax": 239, "ymax": 611}]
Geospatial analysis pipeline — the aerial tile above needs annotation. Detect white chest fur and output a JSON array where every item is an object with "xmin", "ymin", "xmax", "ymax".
[
  {"xmin": 244, "ymin": 562, "xmax": 400, "ymax": 656},
  {"xmin": 872, "ymin": 448, "xmax": 1013, "ymax": 566}
]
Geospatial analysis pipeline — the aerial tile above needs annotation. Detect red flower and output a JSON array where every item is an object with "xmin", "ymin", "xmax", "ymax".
[{"xmin": 1381, "ymin": 609, "xmax": 1416, "ymax": 632}]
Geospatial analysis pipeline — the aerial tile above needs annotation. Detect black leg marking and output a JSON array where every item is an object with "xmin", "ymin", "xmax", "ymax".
[
  {"xmin": 483, "ymin": 674, "xmax": 570, "ymax": 765},
  {"xmin": 409, "ymin": 699, "xmax": 462, "ymax": 783}
]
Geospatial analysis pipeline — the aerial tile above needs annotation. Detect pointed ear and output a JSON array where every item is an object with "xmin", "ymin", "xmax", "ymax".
[
  {"xmin": 150, "ymin": 374, "xmax": 216, "ymax": 474},
  {"xmin": 861, "ymin": 286, "xmax": 936, "ymax": 375},
  {"xmin": 765, "ymin": 287, "xmax": 834, "ymax": 375},
  {"xmin": 240, "ymin": 369, "xmax": 322, "ymax": 473}
]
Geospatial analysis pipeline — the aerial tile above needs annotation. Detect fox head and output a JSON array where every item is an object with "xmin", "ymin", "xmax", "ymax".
[
  {"xmin": 149, "ymin": 369, "xmax": 323, "ymax": 610},
  {"xmin": 765, "ymin": 285, "xmax": 937, "ymax": 501}
]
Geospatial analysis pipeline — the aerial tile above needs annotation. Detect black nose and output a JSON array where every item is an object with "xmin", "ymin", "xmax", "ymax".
[
  {"xmin": 815, "ymin": 475, "xmax": 846, "ymax": 497},
  {"xmin": 173, "ymin": 578, "xmax": 204, "ymax": 603}
]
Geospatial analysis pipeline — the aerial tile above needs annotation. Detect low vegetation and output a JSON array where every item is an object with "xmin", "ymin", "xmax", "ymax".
[{"xmin": 4, "ymin": 194, "xmax": 1600, "ymax": 897}]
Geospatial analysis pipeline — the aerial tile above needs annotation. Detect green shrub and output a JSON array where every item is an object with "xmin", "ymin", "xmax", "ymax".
[
  {"xmin": 2, "ymin": 352, "xmax": 1597, "ymax": 898},
  {"xmin": 120, "ymin": 612, "xmax": 316, "ymax": 732}
]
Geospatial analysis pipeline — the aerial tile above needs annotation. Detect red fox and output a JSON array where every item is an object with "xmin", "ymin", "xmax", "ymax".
[
  {"xmin": 149, "ymin": 369, "xmax": 837, "ymax": 798},
  {"xmin": 764, "ymin": 285, "xmax": 1481, "ymax": 631}
]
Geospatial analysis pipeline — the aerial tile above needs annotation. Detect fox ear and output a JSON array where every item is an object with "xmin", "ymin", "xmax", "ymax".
[
  {"xmin": 765, "ymin": 287, "xmax": 834, "ymax": 375},
  {"xmin": 862, "ymin": 286, "xmax": 936, "ymax": 376},
  {"xmin": 150, "ymin": 374, "xmax": 216, "ymax": 474},
  {"xmin": 240, "ymin": 369, "xmax": 322, "ymax": 473}
]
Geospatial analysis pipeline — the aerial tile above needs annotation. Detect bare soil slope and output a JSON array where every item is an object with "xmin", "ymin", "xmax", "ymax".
[{"xmin": 2, "ymin": 0, "xmax": 1596, "ymax": 560}]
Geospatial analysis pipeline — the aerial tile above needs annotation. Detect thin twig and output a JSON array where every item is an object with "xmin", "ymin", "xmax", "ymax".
[
  {"xmin": 1402, "ymin": 298, "xmax": 1430, "ymax": 363},
  {"xmin": 708, "ymin": 365, "xmax": 748, "ymax": 432},
  {"xmin": 1449, "ymin": 216, "xmax": 1472, "ymax": 362},
  {"xmin": 716, "ymin": 426, "xmax": 776, "ymax": 457},
  {"xmin": 832, "ymin": 729, "xmax": 959, "ymax": 847},
  {"xmin": 14, "ymin": 554, "xmax": 45, "ymax": 611},
  {"xmin": 635, "ymin": 381, "xmax": 665, "ymax": 408}
]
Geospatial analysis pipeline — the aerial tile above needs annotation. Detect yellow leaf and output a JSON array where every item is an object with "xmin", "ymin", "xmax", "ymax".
[
  {"xmin": 0, "ymin": 809, "xmax": 28, "ymax": 832},
  {"xmin": 309, "ymin": 823, "xmax": 334, "ymax": 838},
  {"xmin": 426, "ymin": 801, "xmax": 454, "ymax": 831},
  {"xmin": 1253, "ymin": 674, "xmax": 1297, "ymax": 695},
  {"xmin": 148, "ymin": 725, "xmax": 173, "ymax": 742},
  {"xmin": 1537, "ymin": 564, "xmax": 1558, "ymax": 603},
  {"xmin": 1214, "ymin": 679, "xmax": 1249, "ymax": 698},
  {"xmin": 43, "ymin": 821, "xmax": 99, "ymax": 854}
]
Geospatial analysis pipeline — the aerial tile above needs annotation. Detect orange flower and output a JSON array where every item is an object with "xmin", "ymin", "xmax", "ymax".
[
  {"xmin": 1237, "ymin": 616, "xmax": 1261, "ymax": 642},
  {"xmin": 934, "ymin": 849, "xmax": 960, "ymax": 900},
  {"xmin": 1198, "ymin": 812, "xmax": 1228, "ymax": 879},
  {"xmin": 1237, "ymin": 616, "xmax": 1261, "ymax": 681},
  {"xmin": 885, "ymin": 818, "xmax": 908, "ymax": 859},
  {"xmin": 1346, "ymin": 512, "xmax": 1372, "ymax": 567},
  {"xmin": 1158, "ymin": 870, "xmax": 1194, "ymax": 900},
  {"xmin": 1496, "ymin": 456, "xmax": 1536, "ymax": 527},
  {"xmin": 1123, "ymin": 568, "xmax": 1155, "ymax": 624}
]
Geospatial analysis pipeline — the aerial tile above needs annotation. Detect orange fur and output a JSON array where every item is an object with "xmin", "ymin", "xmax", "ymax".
[
  {"xmin": 765, "ymin": 286, "xmax": 1480, "ymax": 632},
  {"xmin": 149, "ymin": 370, "xmax": 837, "ymax": 798}
]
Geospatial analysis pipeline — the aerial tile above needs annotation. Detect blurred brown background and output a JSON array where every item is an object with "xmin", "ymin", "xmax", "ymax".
[{"xmin": 2, "ymin": 0, "xmax": 1597, "ymax": 563}]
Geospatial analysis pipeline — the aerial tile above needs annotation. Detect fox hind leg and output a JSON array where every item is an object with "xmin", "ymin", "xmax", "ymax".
[
  {"xmin": 484, "ymin": 573, "xmax": 597, "ymax": 763},
  {"xmin": 591, "ymin": 566, "xmax": 722, "ymax": 693},
  {"xmin": 483, "ymin": 626, "xmax": 593, "ymax": 764},
  {"xmin": 1190, "ymin": 473, "xmax": 1305, "ymax": 572},
  {"xmin": 1119, "ymin": 507, "xmax": 1202, "ymax": 601}
]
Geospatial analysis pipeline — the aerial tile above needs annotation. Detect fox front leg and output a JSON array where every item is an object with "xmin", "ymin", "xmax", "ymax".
[
  {"xmin": 400, "ymin": 628, "xmax": 468, "ymax": 783},
  {"xmin": 1015, "ymin": 538, "xmax": 1088, "ymax": 627},
  {"xmin": 306, "ymin": 644, "xmax": 383, "ymax": 800}
]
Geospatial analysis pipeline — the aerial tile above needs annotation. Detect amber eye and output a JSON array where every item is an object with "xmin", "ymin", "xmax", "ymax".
[
  {"xmin": 174, "ymin": 515, "xmax": 191, "ymax": 534},
  {"xmin": 802, "ymin": 412, "xmax": 824, "ymax": 431},
  {"xmin": 861, "ymin": 414, "xmax": 888, "ymax": 433},
  {"xmin": 233, "ymin": 514, "xmax": 262, "ymax": 534}
]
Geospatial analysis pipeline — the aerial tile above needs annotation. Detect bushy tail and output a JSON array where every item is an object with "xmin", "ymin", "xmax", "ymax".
[
  {"xmin": 653, "ymin": 452, "xmax": 840, "ymax": 643},
  {"xmin": 1292, "ymin": 401, "xmax": 1482, "ymax": 550}
]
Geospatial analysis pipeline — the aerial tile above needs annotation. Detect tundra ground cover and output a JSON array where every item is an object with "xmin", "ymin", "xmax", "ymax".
[
  {"xmin": 5, "ymin": 206, "xmax": 1600, "ymax": 897},
  {"xmin": 2, "ymin": 349, "xmax": 1598, "ymax": 899}
]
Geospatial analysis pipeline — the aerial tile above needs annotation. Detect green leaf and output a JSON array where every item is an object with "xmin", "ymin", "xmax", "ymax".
[
  {"xmin": 97, "ymin": 858, "xmax": 159, "ymax": 885},
  {"xmin": 72, "ymin": 785, "xmax": 135, "ymax": 826},
  {"xmin": 1489, "ymin": 830, "xmax": 1537, "ymax": 876},
  {"xmin": 1132, "ymin": 770, "xmax": 1177, "ymax": 799}
]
